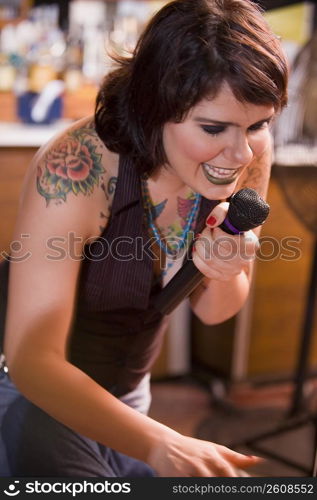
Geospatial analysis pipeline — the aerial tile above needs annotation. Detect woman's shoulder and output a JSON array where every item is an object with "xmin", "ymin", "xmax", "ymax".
[
  {"xmin": 35, "ymin": 115, "xmax": 119, "ymax": 178},
  {"xmin": 21, "ymin": 116, "xmax": 120, "ymax": 239}
]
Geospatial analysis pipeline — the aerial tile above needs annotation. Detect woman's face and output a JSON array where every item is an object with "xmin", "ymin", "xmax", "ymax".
[{"xmin": 162, "ymin": 82, "xmax": 275, "ymax": 199}]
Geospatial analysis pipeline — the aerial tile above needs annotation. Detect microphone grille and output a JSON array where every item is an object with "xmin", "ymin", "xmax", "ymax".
[{"xmin": 228, "ymin": 188, "xmax": 270, "ymax": 232}]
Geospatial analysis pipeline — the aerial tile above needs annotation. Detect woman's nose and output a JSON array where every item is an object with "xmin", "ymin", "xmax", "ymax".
[{"xmin": 224, "ymin": 133, "xmax": 253, "ymax": 167}]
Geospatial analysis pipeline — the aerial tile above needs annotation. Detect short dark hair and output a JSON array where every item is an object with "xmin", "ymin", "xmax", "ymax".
[{"xmin": 95, "ymin": 0, "xmax": 288, "ymax": 175}]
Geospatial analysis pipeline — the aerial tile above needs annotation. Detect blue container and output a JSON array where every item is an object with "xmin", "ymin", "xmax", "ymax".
[{"xmin": 17, "ymin": 91, "xmax": 63, "ymax": 125}]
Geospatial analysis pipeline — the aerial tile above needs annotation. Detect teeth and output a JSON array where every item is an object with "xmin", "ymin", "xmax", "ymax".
[{"xmin": 203, "ymin": 163, "xmax": 238, "ymax": 179}]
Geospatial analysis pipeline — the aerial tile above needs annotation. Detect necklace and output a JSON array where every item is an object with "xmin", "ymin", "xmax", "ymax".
[{"xmin": 141, "ymin": 175, "xmax": 201, "ymax": 268}]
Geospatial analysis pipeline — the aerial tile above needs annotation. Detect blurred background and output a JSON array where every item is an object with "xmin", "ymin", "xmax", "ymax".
[{"xmin": 0, "ymin": 0, "xmax": 317, "ymax": 476}]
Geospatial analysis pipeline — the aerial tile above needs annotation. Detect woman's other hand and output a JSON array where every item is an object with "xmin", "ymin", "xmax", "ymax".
[{"xmin": 148, "ymin": 432, "xmax": 262, "ymax": 477}]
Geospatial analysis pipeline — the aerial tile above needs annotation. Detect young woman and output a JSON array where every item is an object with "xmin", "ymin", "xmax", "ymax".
[{"xmin": 0, "ymin": 0, "xmax": 288, "ymax": 477}]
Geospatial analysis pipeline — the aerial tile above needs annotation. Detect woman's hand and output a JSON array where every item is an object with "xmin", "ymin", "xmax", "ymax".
[
  {"xmin": 192, "ymin": 201, "xmax": 259, "ymax": 281},
  {"xmin": 147, "ymin": 432, "xmax": 262, "ymax": 477}
]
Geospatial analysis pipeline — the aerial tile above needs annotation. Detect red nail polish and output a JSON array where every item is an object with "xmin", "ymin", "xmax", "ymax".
[{"xmin": 206, "ymin": 215, "xmax": 217, "ymax": 227}]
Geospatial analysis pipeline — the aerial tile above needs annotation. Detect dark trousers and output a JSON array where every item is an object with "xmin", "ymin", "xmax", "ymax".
[{"xmin": 0, "ymin": 372, "xmax": 155, "ymax": 477}]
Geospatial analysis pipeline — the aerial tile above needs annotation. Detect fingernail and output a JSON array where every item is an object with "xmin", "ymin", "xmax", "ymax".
[{"xmin": 206, "ymin": 215, "xmax": 217, "ymax": 227}]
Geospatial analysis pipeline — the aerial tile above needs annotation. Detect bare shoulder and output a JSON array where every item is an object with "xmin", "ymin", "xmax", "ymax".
[
  {"xmin": 236, "ymin": 142, "xmax": 273, "ymax": 237},
  {"xmin": 236, "ymin": 141, "xmax": 273, "ymax": 200},
  {"xmin": 22, "ymin": 116, "xmax": 119, "ymax": 239}
]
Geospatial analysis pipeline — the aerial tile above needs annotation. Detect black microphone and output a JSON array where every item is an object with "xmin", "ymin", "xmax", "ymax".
[{"xmin": 144, "ymin": 188, "xmax": 270, "ymax": 322}]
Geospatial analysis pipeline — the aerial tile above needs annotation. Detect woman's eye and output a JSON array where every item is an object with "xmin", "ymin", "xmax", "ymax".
[
  {"xmin": 248, "ymin": 120, "xmax": 270, "ymax": 132},
  {"xmin": 201, "ymin": 125, "xmax": 225, "ymax": 136}
]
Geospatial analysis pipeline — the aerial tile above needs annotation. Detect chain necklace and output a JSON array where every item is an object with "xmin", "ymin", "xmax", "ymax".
[{"xmin": 141, "ymin": 175, "xmax": 201, "ymax": 269}]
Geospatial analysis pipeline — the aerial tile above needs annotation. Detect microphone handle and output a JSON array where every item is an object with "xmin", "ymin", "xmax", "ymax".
[
  {"xmin": 144, "ymin": 218, "xmax": 240, "ymax": 323},
  {"xmin": 149, "ymin": 260, "xmax": 203, "ymax": 318}
]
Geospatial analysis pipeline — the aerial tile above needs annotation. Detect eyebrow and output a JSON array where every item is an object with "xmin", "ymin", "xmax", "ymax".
[{"xmin": 193, "ymin": 116, "xmax": 274, "ymax": 127}]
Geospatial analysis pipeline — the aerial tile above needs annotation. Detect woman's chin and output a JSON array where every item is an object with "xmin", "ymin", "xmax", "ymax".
[{"xmin": 201, "ymin": 179, "xmax": 240, "ymax": 200}]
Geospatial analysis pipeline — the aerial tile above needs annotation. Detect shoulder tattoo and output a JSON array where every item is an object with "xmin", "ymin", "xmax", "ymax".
[
  {"xmin": 240, "ymin": 166, "xmax": 262, "ymax": 191},
  {"xmin": 36, "ymin": 126, "xmax": 105, "ymax": 206},
  {"xmin": 238, "ymin": 144, "xmax": 272, "ymax": 198},
  {"xmin": 98, "ymin": 176, "xmax": 118, "ymax": 232},
  {"xmin": 100, "ymin": 176, "xmax": 117, "ymax": 200}
]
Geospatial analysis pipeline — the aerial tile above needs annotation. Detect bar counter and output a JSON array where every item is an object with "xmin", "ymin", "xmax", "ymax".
[{"xmin": 0, "ymin": 120, "xmax": 73, "ymax": 148}]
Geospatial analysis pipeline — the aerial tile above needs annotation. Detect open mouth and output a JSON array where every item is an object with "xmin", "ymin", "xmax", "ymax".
[{"xmin": 202, "ymin": 162, "xmax": 240, "ymax": 185}]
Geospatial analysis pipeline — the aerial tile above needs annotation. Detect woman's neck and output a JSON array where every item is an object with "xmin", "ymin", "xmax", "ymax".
[{"xmin": 146, "ymin": 166, "xmax": 189, "ymax": 202}]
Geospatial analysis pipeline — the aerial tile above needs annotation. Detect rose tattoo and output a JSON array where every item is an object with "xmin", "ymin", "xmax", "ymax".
[{"xmin": 37, "ymin": 129, "xmax": 105, "ymax": 205}]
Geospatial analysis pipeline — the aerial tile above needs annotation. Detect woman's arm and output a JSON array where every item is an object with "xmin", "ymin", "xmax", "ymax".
[{"xmin": 189, "ymin": 143, "xmax": 272, "ymax": 325}]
